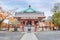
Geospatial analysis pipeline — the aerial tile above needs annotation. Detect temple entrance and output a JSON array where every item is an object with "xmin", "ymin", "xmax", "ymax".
[
  {"xmin": 26, "ymin": 20, "xmax": 32, "ymax": 32},
  {"xmin": 24, "ymin": 20, "xmax": 38, "ymax": 32}
]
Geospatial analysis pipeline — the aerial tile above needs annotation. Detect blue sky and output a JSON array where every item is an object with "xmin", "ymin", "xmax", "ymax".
[{"xmin": 0, "ymin": 0, "xmax": 60, "ymax": 17}]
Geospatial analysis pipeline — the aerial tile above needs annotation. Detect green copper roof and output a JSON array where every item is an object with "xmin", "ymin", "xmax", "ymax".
[{"xmin": 21, "ymin": 5, "xmax": 38, "ymax": 13}]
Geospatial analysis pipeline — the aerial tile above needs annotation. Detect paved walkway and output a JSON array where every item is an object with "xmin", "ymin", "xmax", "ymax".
[{"xmin": 20, "ymin": 33, "xmax": 38, "ymax": 40}]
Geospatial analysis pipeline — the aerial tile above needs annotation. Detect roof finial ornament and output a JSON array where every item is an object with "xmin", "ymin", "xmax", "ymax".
[{"xmin": 29, "ymin": 5, "xmax": 31, "ymax": 8}]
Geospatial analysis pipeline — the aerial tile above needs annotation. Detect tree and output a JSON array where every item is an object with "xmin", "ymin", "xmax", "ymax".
[
  {"xmin": 52, "ymin": 3, "xmax": 60, "ymax": 13},
  {"xmin": 52, "ymin": 3, "xmax": 60, "ymax": 26},
  {"xmin": 8, "ymin": 17, "xmax": 18, "ymax": 31},
  {"xmin": 52, "ymin": 12, "xmax": 60, "ymax": 26},
  {"xmin": 0, "ymin": 7, "xmax": 18, "ymax": 30},
  {"xmin": 1, "ymin": 22, "xmax": 7, "ymax": 28},
  {"xmin": 12, "ymin": 19, "xmax": 18, "ymax": 31},
  {"xmin": 0, "ymin": 12, "xmax": 10, "ymax": 30}
]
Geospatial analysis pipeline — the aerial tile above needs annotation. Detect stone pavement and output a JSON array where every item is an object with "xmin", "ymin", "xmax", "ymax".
[
  {"xmin": 0, "ymin": 31, "xmax": 60, "ymax": 40},
  {"xmin": 20, "ymin": 32, "xmax": 38, "ymax": 40},
  {"xmin": 35, "ymin": 31, "xmax": 60, "ymax": 40},
  {"xmin": 21, "ymin": 31, "xmax": 60, "ymax": 40}
]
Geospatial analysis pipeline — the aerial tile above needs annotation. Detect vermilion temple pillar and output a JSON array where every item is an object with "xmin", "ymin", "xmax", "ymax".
[
  {"xmin": 34, "ymin": 21, "xmax": 37, "ymax": 32},
  {"xmin": 34, "ymin": 25, "xmax": 37, "ymax": 32},
  {"xmin": 22, "ymin": 24, "xmax": 24, "ymax": 32},
  {"xmin": 42, "ymin": 22, "xmax": 45, "ymax": 31},
  {"xmin": 32, "ymin": 20, "xmax": 36, "ymax": 32},
  {"xmin": 42, "ymin": 26, "xmax": 44, "ymax": 31},
  {"xmin": 21, "ymin": 21, "xmax": 25, "ymax": 32},
  {"xmin": 38, "ymin": 20, "xmax": 40, "ymax": 28},
  {"xmin": 25, "ymin": 21, "xmax": 27, "ymax": 26},
  {"xmin": 17, "ymin": 21, "xmax": 20, "ymax": 28},
  {"xmin": 32, "ymin": 20, "xmax": 34, "ymax": 25}
]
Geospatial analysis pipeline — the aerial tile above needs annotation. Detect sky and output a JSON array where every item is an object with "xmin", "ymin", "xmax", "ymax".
[{"xmin": 0, "ymin": 0, "xmax": 60, "ymax": 18}]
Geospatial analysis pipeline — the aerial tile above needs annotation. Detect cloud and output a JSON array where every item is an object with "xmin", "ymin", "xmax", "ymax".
[
  {"xmin": 1, "ymin": 0, "xmax": 60, "ymax": 23},
  {"xmin": 0, "ymin": 0, "xmax": 60, "ymax": 17}
]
